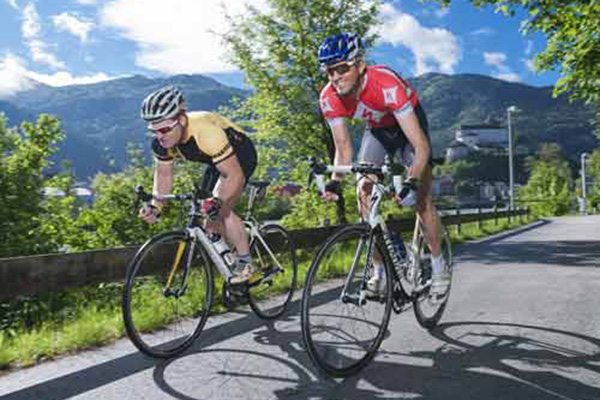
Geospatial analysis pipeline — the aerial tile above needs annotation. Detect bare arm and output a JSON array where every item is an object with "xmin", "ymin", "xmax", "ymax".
[
  {"xmin": 139, "ymin": 160, "xmax": 173, "ymax": 224},
  {"xmin": 152, "ymin": 161, "xmax": 174, "ymax": 209},
  {"xmin": 330, "ymin": 121, "xmax": 353, "ymax": 181},
  {"xmin": 395, "ymin": 111, "xmax": 430, "ymax": 180}
]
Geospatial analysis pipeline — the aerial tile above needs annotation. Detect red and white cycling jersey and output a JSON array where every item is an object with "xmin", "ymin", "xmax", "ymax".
[{"xmin": 319, "ymin": 65, "xmax": 418, "ymax": 129}]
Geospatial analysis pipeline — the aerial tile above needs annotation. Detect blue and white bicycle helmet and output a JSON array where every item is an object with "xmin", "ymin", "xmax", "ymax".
[{"xmin": 317, "ymin": 33, "xmax": 364, "ymax": 66}]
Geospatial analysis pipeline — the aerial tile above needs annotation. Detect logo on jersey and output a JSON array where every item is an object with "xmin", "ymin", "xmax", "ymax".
[
  {"xmin": 383, "ymin": 87, "xmax": 399, "ymax": 106},
  {"xmin": 353, "ymin": 103, "xmax": 385, "ymax": 126},
  {"xmin": 320, "ymin": 98, "xmax": 334, "ymax": 113}
]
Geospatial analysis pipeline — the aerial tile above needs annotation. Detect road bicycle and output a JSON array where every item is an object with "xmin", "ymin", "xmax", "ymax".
[
  {"xmin": 301, "ymin": 158, "xmax": 453, "ymax": 377},
  {"xmin": 122, "ymin": 182, "xmax": 298, "ymax": 358}
]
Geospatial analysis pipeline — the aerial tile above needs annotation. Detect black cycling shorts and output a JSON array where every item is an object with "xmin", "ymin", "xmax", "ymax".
[
  {"xmin": 201, "ymin": 136, "xmax": 257, "ymax": 193},
  {"xmin": 362, "ymin": 102, "xmax": 432, "ymax": 167}
]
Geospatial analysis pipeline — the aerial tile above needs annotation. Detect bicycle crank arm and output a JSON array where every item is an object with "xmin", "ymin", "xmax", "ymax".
[
  {"xmin": 163, "ymin": 284, "xmax": 188, "ymax": 298},
  {"xmin": 341, "ymin": 293, "xmax": 367, "ymax": 306},
  {"xmin": 248, "ymin": 267, "xmax": 283, "ymax": 287}
]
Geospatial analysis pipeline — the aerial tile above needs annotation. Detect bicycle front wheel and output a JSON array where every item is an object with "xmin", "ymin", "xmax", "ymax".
[
  {"xmin": 301, "ymin": 225, "xmax": 393, "ymax": 377},
  {"xmin": 122, "ymin": 230, "xmax": 214, "ymax": 358},
  {"xmin": 248, "ymin": 224, "xmax": 298, "ymax": 319},
  {"xmin": 412, "ymin": 225, "xmax": 453, "ymax": 330}
]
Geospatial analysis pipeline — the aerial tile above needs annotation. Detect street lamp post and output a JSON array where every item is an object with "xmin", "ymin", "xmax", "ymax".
[
  {"xmin": 581, "ymin": 152, "xmax": 588, "ymax": 215},
  {"xmin": 506, "ymin": 106, "xmax": 519, "ymax": 210}
]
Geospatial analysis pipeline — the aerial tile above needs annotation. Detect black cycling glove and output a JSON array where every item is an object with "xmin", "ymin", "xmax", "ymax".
[
  {"xmin": 324, "ymin": 180, "xmax": 342, "ymax": 196},
  {"xmin": 397, "ymin": 178, "xmax": 419, "ymax": 206}
]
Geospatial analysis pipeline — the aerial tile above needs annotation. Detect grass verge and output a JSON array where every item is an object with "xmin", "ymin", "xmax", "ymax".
[{"xmin": 0, "ymin": 213, "xmax": 537, "ymax": 373}]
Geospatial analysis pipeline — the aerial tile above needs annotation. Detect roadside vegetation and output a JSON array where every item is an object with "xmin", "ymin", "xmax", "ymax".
[
  {"xmin": 0, "ymin": 212, "xmax": 535, "ymax": 373},
  {"xmin": 1, "ymin": 0, "xmax": 598, "ymax": 377}
]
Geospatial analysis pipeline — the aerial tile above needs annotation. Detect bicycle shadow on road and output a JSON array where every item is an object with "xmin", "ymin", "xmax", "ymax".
[
  {"xmin": 281, "ymin": 320, "xmax": 600, "ymax": 400},
  {"xmin": 149, "ymin": 316, "xmax": 600, "ymax": 400}
]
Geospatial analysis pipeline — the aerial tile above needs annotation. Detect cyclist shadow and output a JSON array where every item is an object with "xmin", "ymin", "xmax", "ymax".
[
  {"xmin": 294, "ymin": 320, "xmax": 600, "ymax": 400},
  {"xmin": 149, "ymin": 285, "xmax": 600, "ymax": 400},
  {"xmin": 255, "ymin": 316, "xmax": 600, "ymax": 400},
  {"xmin": 149, "ymin": 301, "xmax": 314, "ymax": 400}
]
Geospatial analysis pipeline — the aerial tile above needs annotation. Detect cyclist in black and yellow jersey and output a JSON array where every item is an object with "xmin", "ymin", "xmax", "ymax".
[{"xmin": 138, "ymin": 85, "xmax": 258, "ymax": 284}]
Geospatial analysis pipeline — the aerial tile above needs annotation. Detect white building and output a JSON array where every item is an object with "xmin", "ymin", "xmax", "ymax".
[{"xmin": 446, "ymin": 123, "xmax": 508, "ymax": 161}]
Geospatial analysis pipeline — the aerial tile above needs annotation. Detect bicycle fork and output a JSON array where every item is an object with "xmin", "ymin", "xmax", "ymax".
[{"xmin": 164, "ymin": 237, "xmax": 196, "ymax": 298}]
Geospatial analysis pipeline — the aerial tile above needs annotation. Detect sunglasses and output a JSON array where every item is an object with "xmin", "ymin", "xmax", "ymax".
[
  {"xmin": 149, "ymin": 119, "xmax": 179, "ymax": 135},
  {"xmin": 325, "ymin": 60, "xmax": 357, "ymax": 77}
]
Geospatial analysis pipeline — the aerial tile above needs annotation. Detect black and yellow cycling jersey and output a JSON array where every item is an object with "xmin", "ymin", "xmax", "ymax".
[{"xmin": 151, "ymin": 111, "xmax": 249, "ymax": 166}]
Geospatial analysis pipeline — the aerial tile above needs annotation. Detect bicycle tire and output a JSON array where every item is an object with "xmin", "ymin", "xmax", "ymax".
[
  {"xmin": 247, "ymin": 224, "xmax": 298, "ymax": 319},
  {"xmin": 412, "ymin": 225, "xmax": 453, "ymax": 330},
  {"xmin": 301, "ymin": 224, "xmax": 393, "ymax": 377},
  {"xmin": 122, "ymin": 230, "xmax": 214, "ymax": 358}
]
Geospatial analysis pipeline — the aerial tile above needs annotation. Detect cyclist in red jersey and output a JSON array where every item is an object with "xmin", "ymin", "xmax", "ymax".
[{"xmin": 317, "ymin": 33, "xmax": 449, "ymax": 298}]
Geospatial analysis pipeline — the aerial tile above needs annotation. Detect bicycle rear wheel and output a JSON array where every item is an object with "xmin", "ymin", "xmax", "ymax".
[
  {"xmin": 412, "ymin": 225, "xmax": 453, "ymax": 330},
  {"xmin": 122, "ymin": 230, "xmax": 214, "ymax": 358},
  {"xmin": 247, "ymin": 224, "xmax": 298, "ymax": 319},
  {"xmin": 301, "ymin": 225, "xmax": 393, "ymax": 377}
]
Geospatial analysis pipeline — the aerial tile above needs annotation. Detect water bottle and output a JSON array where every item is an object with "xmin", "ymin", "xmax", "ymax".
[
  {"xmin": 210, "ymin": 234, "xmax": 233, "ymax": 266},
  {"xmin": 389, "ymin": 230, "xmax": 407, "ymax": 261}
]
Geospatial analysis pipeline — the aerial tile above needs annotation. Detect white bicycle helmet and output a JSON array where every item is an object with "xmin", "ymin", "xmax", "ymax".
[{"xmin": 140, "ymin": 86, "xmax": 185, "ymax": 122}]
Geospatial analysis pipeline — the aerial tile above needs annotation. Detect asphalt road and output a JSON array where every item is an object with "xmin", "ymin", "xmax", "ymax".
[{"xmin": 1, "ymin": 215, "xmax": 599, "ymax": 400}]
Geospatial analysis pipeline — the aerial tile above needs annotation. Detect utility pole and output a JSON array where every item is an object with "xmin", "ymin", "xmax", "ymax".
[
  {"xmin": 506, "ymin": 106, "xmax": 518, "ymax": 210},
  {"xmin": 581, "ymin": 152, "xmax": 588, "ymax": 215}
]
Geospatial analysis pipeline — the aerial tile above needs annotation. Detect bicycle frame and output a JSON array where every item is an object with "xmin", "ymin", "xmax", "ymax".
[
  {"xmin": 312, "ymin": 162, "xmax": 407, "ymax": 304},
  {"xmin": 244, "ymin": 220, "xmax": 285, "ymax": 279},
  {"xmin": 139, "ymin": 182, "xmax": 281, "ymax": 291}
]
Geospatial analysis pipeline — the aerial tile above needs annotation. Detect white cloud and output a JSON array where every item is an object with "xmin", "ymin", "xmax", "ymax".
[
  {"xmin": 52, "ymin": 12, "xmax": 94, "ymax": 42},
  {"xmin": 470, "ymin": 27, "xmax": 495, "ymax": 36},
  {"xmin": 375, "ymin": 3, "xmax": 461, "ymax": 75},
  {"xmin": 523, "ymin": 58, "xmax": 536, "ymax": 72},
  {"xmin": 524, "ymin": 40, "xmax": 533, "ymax": 55},
  {"xmin": 483, "ymin": 52, "xmax": 506, "ymax": 69},
  {"xmin": 6, "ymin": 0, "xmax": 18, "ymax": 10},
  {"xmin": 99, "ymin": 0, "xmax": 268, "ymax": 74},
  {"xmin": 77, "ymin": 0, "xmax": 97, "ymax": 4},
  {"xmin": 0, "ymin": 53, "xmax": 37, "ymax": 97},
  {"xmin": 484, "ymin": 51, "xmax": 521, "ymax": 82},
  {"xmin": 20, "ymin": 3, "xmax": 66, "ymax": 69},
  {"xmin": 28, "ymin": 70, "xmax": 117, "ymax": 86},
  {"xmin": 28, "ymin": 40, "xmax": 66, "ymax": 69},
  {"xmin": 494, "ymin": 72, "xmax": 520, "ymax": 83},
  {"xmin": 21, "ymin": 3, "xmax": 41, "ymax": 39},
  {"xmin": 0, "ymin": 52, "xmax": 118, "ymax": 98}
]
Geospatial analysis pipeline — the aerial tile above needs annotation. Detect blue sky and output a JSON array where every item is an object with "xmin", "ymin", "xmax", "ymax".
[{"xmin": 0, "ymin": 0, "xmax": 559, "ymax": 97}]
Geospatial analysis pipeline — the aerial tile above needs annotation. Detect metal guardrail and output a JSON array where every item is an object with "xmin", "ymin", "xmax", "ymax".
[{"xmin": 0, "ymin": 206, "xmax": 529, "ymax": 302}]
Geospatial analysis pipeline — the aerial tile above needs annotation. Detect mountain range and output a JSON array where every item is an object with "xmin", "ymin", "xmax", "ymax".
[{"xmin": 0, "ymin": 72, "xmax": 597, "ymax": 180}]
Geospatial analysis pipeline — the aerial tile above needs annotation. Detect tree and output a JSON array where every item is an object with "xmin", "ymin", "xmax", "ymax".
[
  {"xmin": 38, "ymin": 165, "xmax": 82, "ymax": 253},
  {"xmin": 586, "ymin": 148, "xmax": 600, "ymax": 212},
  {"xmin": 521, "ymin": 143, "xmax": 574, "ymax": 216},
  {"xmin": 0, "ymin": 114, "xmax": 64, "ymax": 257},
  {"xmin": 222, "ymin": 0, "xmax": 379, "ymax": 159},
  {"xmin": 221, "ymin": 0, "xmax": 380, "ymax": 226},
  {"xmin": 429, "ymin": 0, "xmax": 600, "ymax": 136}
]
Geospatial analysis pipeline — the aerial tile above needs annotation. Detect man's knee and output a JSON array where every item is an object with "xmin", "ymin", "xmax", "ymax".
[{"xmin": 357, "ymin": 178, "xmax": 373, "ymax": 198}]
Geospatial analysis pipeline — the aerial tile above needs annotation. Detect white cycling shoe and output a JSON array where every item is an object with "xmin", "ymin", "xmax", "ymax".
[
  {"xmin": 367, "ymin": 264, "xmax": 386, "ymax": 294},
  {"xmin": 229, "ymin": 262, "xmax": 259, "ymax": 284},
  {"xmin": 429, "ymin": 271, "xmax": 451, "ymax": 301}
]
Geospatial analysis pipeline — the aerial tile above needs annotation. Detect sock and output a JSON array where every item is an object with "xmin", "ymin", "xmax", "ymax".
[
  {"xmin": 238, "ymin": 253, "xmax": 251, "ymax": 265},
  {"xmin": 431, "ymin": 254, "xmax": 445, "ymax": 275}
]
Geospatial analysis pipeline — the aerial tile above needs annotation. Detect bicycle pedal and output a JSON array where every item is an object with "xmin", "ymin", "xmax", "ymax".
[{"xmin": 228, "ymin": 283, "xmax": 248, "ymax": 296}]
